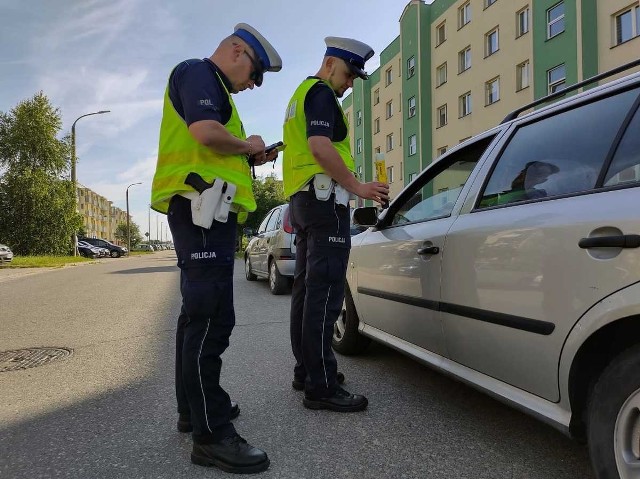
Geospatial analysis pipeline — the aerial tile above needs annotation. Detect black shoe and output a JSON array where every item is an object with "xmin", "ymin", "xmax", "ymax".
[
  {"xmin": 191, "ymin": 434, "xmax": 269, "ymax": 473},
  {"xmin": 292, "ymin": 372, "xmax": 345, "ymax": 391},
  {"xmin": 177, "ymin": 402, "xmax": 240, "ymax": 433},
  {"xmin": 303, "ymin": 386, "xmax": 368, "ymax": 412}
]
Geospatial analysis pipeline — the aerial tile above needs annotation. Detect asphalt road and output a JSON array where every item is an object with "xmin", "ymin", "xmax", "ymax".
[{"xmin": 0, "ymin": 251, "xmax": 595, "ymax": 479}]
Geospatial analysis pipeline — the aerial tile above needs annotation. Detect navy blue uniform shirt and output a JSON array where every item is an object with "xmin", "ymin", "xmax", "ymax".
[
  {"xmin": 168, "ymin": 58, "xmax": 233, "ymax": 126},
  {"xmin": 304, "ymin": 77, "xmax": 348, "ymax": 142}
]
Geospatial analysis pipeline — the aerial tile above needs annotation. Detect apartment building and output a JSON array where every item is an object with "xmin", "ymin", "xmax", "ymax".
[
  {"xmin": 76, "ymin": 184, "xmax": 128, "ymax": 243},
  {"xmin": 343, "ymin": 0, "xmax": 640, "ymax": 202}
]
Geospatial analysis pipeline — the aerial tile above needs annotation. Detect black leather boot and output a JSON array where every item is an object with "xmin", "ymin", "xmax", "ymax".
[
  {"xmin": 303, "ymin": 386, "xmax": 368, "ymax": 412},
  {"xmin": 191, "ymin": 434, "xmax": 269, "ymax": 473}
]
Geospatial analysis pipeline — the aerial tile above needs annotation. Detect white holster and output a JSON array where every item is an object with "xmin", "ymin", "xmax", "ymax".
[{"xmin": 189, "ymin": 179, "xmax": 237, "ymax": 228}]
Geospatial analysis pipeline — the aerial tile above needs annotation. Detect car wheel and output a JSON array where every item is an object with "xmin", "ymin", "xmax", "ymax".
[
  {"xmin": 269, "ymin": 260, "xmax": 288, "ymax": 295},
  {"xmin": 110, "ymin": 250, "xmax": 120, "ymax": 258},
  {"xmin": 245, "ymin": 256, "xmax": 257, "ymax": 281},
  {"xmin": 332, "ymin": 287, "xmax": 370, "ymax": 355},
  {"xmin": 588, "ymin": 344, "xmax": 640, "ymax": 479}
]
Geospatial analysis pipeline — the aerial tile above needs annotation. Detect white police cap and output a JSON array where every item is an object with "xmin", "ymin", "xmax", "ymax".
[
  {"xmin": 324, "ymin": 36, "xmax": 374, "ymax": 80},
  {"xmin": 234, "ymin": 23, "xmax": 283, "ymax": 73}
]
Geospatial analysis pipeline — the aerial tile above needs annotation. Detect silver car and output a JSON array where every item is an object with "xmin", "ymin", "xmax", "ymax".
[
  {"xmin": 335, "ymin": 64, "xmax": 640, "ymax": 478},
  {"xmin": 244, "ymin": 204, "xmax": 296, "ymax": 295},
  {"xmin": 0, "ymin": 244, "xmax": 13, "ymax": 263}
]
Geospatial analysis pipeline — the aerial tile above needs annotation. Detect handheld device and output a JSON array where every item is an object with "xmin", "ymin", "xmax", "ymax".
[{"xmin": 265, "ymin": 141, "xmax": 285, "ymax": 154}]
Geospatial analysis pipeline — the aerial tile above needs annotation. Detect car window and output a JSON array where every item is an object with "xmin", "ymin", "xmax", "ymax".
[
  {"xmin": 390, "ymin": 137, "xmax": 493, "ymax": 226},
  {"xmin": 266, "ymin": 208, "xmax": 280, "ymax": 232},
  {"xmin": 604, "ymin": 104, "xmax": 640, "ymax": 187},
  {"xmin": 257, "ymin": 211, "xmax": 273, "ymax": 234},
  {"xmin": 479, "ymin": 87, "xmax": 640, "ymax": 208}
]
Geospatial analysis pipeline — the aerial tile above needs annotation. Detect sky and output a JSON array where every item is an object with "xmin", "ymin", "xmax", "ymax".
[{"xmin": 0, "ymin": 0, "xmax": 423, "ymax": 241}]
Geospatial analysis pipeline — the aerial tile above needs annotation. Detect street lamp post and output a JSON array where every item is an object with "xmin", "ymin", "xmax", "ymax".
[
  {"xmin": 71, "ymin": 110, "xmax": 110, "ymax": 256},
  {"xmin": 126, "ymin": 182, "xmax": 142, "ymax": 253}
]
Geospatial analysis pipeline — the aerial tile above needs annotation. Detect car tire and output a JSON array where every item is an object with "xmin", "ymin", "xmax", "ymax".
[
  {"xmin": 332, "ymin": 287, "xmax": 370, "ymax": 355},
  {"xmin": 245, "ymin": 256, "xmax": 257, "ymax": 281},
  {"xmin": 587, "ymin": 344, "xmax": 640, "ymax": 479},
  {"xmin": 269, "ymin": 260, "xmax": 289, "ymax": 295},
  {"xmin": 110, "ymin": 250, "xmax": 120, "ymax": 258}
]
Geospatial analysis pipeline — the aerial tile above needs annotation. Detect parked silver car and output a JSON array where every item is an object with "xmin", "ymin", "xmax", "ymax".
[
  {"xmin": 335, "ymin": 63, "xmax": 640, "ymax": 478},
  {"xmin": 0, "ymin": 244, "xmax": 13, "ymax": 263},
  {"xmin": 244, "ymin": 204, "xmax": 295, "ymax": 295}
]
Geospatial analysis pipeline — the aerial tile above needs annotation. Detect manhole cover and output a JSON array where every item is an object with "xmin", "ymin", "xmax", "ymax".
[{"xmin": 0, "ymin": 347, "xmax": 72, "ymax": 372}]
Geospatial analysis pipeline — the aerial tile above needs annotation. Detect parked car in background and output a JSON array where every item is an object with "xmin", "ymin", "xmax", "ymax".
[
  {"xmin": 244, "ymin": 203, "xmax": 295, "ymax": 295},
  {"xmin": 77, "ymin": 241, "xmax": 101, "ymax": 259},
  {"xmin": 0, "ymin": 244, "xmax": 13, "ymax": 263},
  {"xmin": 335, "ymin": 64, "xmax": 640, "ymax": 478},
  {"xmin": 79, "ymin": 237, "xmax": 128, "ymax": 258},
  {"xmin": 133, "ymin": 244, "xmax": 155, "ymax": 252}
]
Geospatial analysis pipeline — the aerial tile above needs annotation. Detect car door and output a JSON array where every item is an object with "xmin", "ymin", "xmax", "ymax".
[
  {"xmin": 263, "ymin": 206, "xmax": 282, "ymax": 264},
  {"xmin": 250, "ymin": 211, "xmax": 273, "ymax": 275},
  {"xmin": 440, "ymin": 86, "xmax": 640, "ymax": 401},
  {"xmin": 352, "ymin": 135, "xmax": 497, "ymax": 355}
]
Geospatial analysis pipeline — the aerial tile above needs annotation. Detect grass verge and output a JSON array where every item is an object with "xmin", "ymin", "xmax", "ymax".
[{"xmin": 1, "ymin": 256, "xmax": 95, "ymax": 268}]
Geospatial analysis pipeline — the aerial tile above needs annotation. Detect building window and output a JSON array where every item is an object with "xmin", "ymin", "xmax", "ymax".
[
  {"xmin": 459, "ymin": 91, "xmax": 472, "ymax": 117},
  {"xmin": 386, "ymin": 133, "xmax": 394, "ymax": 152},
  {"xmin": 408, "ymin": 134, "xmax": 417, "ymax": 156},
  {"xmin": 356, "ymin": 110, "xmax": 362, "ymax": 126},
  {"xmin": 410, "ymin": 172, "xmax": 418, "ymax": 182},
  {"xmin": 374, "ymin": 117, "xmax": 380, "ymax": 134},
  {"xmin": 386, "ymin": 100, "xmax": 393, "ymax": 119},
  {"xmin": 437, "ymin": 146, "xmax": 447, "ymax": 157},
  {"xmin": 548, "ymin": 64, "xmax": 566, "ymax": 94},
  {"xmin": 485, "ymin": 77, "xmax": 500, "ymax": 105},
  {"xmin": 614, "ymin": 6, "xmax": 640, "ymax": 45},
  {"xmin": 547, "ymin": 2, "xmax": 565, "ymax": 39},
  {"xmin": 387, "ymin": 166, "xmax": 394, "ymax": 183},
  {"xmin": 375, "ymin": 146, "xmax": 381, "ymax": 154},
  {"xmin": 407, "ymin": 56, "xmax": 416, "ymax": 78},
  {"xmin": 356, "ymin": 138, "xmax": 362, "ymax": 154},
  {"xmin": 385, "ymin": 67, "xmax": 393, "ymax": 86},
  {"xmin": 458, "ymin": 46, "xmax": 471, "ymax": 73},
  {"xmin": 516, "ymin": 60, "xmax": 530, "ymax": 91},
  {"xmin": 485, "ymin": 0, "xmax": 497, "ymax": 8},
  {"xmin": 458, "ymin": 1, "xmax": 471, "ymax": 29},
  {"xmin": 357, "ymin": 165, "xmax": 363, "ymax": 178},
  {"xmin": 436, "ymin": 21, "xmax": 446, "ymax": 46},
  {"xmin": 485, "ymin": 28, "xmax": 499, "ymax": 57},
  {"xmin": 437, "ymin": 104, "xmax": 447, "ymax": 128},
  {"xmin": 517, "ymin": 7, "xmax": 529, "ymax": 37},
  {"xmin": 408, "ymin": 96, "xmax": 416, "ymax": 118},
  {"xmin": 436, "ymin": 62, "xmax": 447, "ymax": 86},
  {"xmin": 374, "ymin": 88, "xmax": 380, "ymax": 105}
]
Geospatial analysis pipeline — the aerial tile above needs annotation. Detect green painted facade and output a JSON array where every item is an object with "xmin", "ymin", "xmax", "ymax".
[
  {"xmin": 581, "ymin": 0, "xmax": 599, "ymax": 82},
  {"xmin": 533, "ymin": 0, "xmax": 578, "ymax": 99}
]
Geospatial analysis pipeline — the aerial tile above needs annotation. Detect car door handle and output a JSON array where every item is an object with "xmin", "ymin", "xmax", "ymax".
[
  {"xmin": 417, "ymin": 246, "xmax": 440, "ymax": 255},
  {"xmin": 578, "ymin": 234, "xmax": 640, "ymax": 249}
]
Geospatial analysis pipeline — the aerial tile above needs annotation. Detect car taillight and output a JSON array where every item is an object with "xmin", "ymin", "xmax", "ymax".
[{"xmin": 283, "ymin": 208, "xmax": 294, "ymax": 234}]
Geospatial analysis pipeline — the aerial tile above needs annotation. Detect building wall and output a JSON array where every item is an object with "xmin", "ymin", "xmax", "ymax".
[
  {"xmin": 76, "ymin": 185, "xmax": 127, "ymax": 244},
  {"xmin": 345, "ymin": 0, "xmax": 640, "ymax": 201}
]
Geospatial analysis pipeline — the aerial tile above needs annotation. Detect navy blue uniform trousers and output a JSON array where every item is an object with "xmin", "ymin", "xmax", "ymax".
[
  {"xmin": 289, "ymin": 191, "xmax": 351, "ymax": 399},
  {"xmin": 167, "ymin": 195, "xmax": 236, "ymax": 444}
]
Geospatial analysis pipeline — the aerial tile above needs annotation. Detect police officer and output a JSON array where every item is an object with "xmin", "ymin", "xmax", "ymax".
[
  {"xmin": 150, "ymin": 24, "xmax": 281, "ymax": 473},
  {"xmin": 282, "ymin": 37, "xmax": 389, "ymax": 412}
]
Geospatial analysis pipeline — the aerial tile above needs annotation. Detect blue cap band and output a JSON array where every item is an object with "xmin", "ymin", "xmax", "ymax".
[
  {"xmin": 325, "ymin": 47, "xmax": 365, "ymax": 69},
  {"xmin": 234, "ymin": 28, "xmax": 270, "ymax": 70}
]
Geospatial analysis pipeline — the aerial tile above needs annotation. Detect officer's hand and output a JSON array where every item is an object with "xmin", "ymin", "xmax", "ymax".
[
  {"xmin": 247, "ymin": 135, "xmax": 267, "ymax": 165},
  {"xmin": 357, "ymin": 181, "xmax": 389, "ymax": 205},
  {"xmin": 265, "ymin": 148, "xmax": 278, "ymax": 163}
]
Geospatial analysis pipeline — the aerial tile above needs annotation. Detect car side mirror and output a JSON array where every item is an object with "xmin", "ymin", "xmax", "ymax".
[
  {"xmin": 243, "ymin": 227, "xmax": 254, "ymax": 237},
  {"xmin": 352, "ymin": 207, "xmax": 378, "ymax": 227}
]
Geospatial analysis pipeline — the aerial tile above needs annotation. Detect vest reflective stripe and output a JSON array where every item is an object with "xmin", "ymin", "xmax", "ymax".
[
  {"xmin": 282, "ymin": 78, "xmax": 354, "ymax": 199},
  {"xmin": 151, "ymin": 72, "xmax": 255, "ymax": 223}
]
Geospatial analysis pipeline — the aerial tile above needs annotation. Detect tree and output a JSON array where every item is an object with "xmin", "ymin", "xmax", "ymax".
[
  {"xmin": 0, "ymin": 92, "xmax": 81, "ymax": 255},
  {"xmin": 245, "ymin": 174, "xmax": 286, "ymax": 231},
  {"xmin": 114, "ymin": 221, "xmax": 142, "ymax": 248}
]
